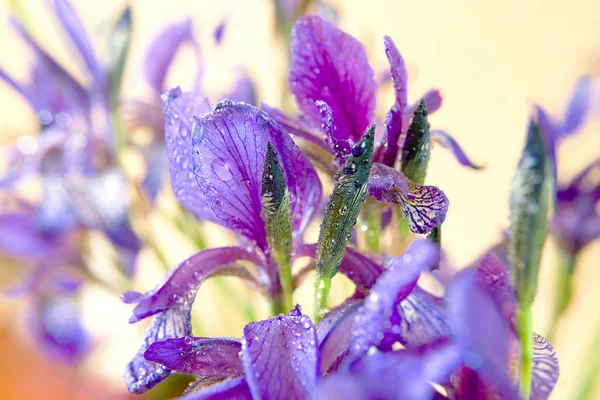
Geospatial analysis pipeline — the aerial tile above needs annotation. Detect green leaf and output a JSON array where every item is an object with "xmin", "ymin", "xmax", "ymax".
[
  {"xmin": 509, "ymin": 119, "xmax": 550, "ymax": 306},
  {"xmin": 315, "ymin": 125, "xmax": 375, "ymax": 280},
  {"xmin": 400, "ymin": 99, "xmax": 430, "ymax": 185},
  {"xmin": 107, "ymin": 7, "xmax": 132, "ymax": 109}
]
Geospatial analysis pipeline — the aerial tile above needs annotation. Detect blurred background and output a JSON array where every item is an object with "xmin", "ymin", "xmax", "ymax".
[{"xmin": 0, "ymin": 0, "xmax": 598, "ymax": 399}]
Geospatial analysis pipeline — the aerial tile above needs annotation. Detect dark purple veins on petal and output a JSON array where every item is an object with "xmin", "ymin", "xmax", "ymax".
[
  {"xmin": 368, "ymin": 163, "xmax": 449, "ymax": 234},
  {"xmin": 531, "ymin": 333, "xmax": 560, "ymax": 400},
  {"xmin": 192, "ymin": 101, "xmax": 321, "ymax": 246},
  {"xmin": 144, "ymin": 337, "xmax": 243, "ymax": 377},
  {"xmin": 289, "ymin": 15, "xmax": 377, "ymax": 144},
  {"xmin": 242, "ymin": 306, "xmax": 319, "ymax": 399}
]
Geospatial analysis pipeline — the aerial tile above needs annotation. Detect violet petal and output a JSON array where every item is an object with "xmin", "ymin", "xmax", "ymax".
[
  {"xmin": 53, "ymin": 0, "xmax": 104, "ymax": 86},
  {"xmin": 29, "ymin": 295, "xmax": 90, "ymax": 365},
  {"xmin": 445, "ymin": 269, "xmax": 519, "ymax": 399},
  {"xmin": 163, "ymin": 88, "xmax": 218, "ymax": 223},
  {"xmin": 475, "ymin": 253, "xmax": 516, "ymax": 320},
  {"xmin": 368, "ymin": 163, "xmax": 449, "ymax": 234},
  {"xmin": 144, "ymin": 19, "xmax": 198, "ymax": 93},
  {"xmin": 316, "ymin": 100, "xmax": 352, "ymax": 163},
  {"xmin": 124, "ymin": 247, "xmax": 261, "ymax": 394},
  {"xmin": 318, "ymin": 340, "xmax": 463, "ymax": 400},
  {"xmin": 10, "ymin": 17, "xmax": 90, "ymax": 115},
  {"xmin": 242, "ymin": 306, "xmax": 319, "ymax": 399},
  {"xmin": 223, "ymin": 72, "xmax": 256, "ymax": 105},
  {"xmin": 398, "ymin": 287, "xmax": 452, "ymax": 347},
  {"xmin": 317, "ymin": 299, "xmax": 362, "ymax": 374},
  {"xmin": 562, "ymin": 75, "xmax": 593, "ymax": 137},
  {"xmin": 350, "ymin": 239, "xmax": 440, "ymax": 356},
  {"xmin": 144, "ymin": 337, "xmax": 243, "ymax": 377},
  {"xmin": 262, "ymin": 104, "xmax": 330, "ymax": 151},
  {"xmin": 126, "ymin": 247, "xmax": 262, "ymax": 323},
  {"xmin": 293, "ymin": 244, "xmax": 385, "ymax": 291},
  {"xmin": 382, "ymin": 36, "xmax": 408, "ymax": 167},
  {"xmin": 192, "ymin": 101, "xmax": 321, "ymax": 247},
  {"xmin": 430, "ymin": 129, "xmax": 483, "ymax": 169},
  {"xmin": 531, "ymin": 333, "xmax": 560, "ymax": 400},
  {"xmin": 181, "ymin": 376, "xmax": 252, "ymax": 400},
  {"xmin": 289, "ymin": 16, "xmax": 376, "ymax": 143},
  {"xmin": 0, "ymin": 211, "xmax": 57, "ymax": 260}
]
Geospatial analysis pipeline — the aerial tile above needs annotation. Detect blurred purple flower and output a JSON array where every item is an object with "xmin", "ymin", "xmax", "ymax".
[
  {"xmin": 534, "ymin": 76, "xmax": 598, "ymax": 191},
  {"xmin": 0, "ymin": 1, "xmax": 141, "ymax": 274},
  {"xmin": 123, "ymin": 18, "xmax": 257, "ymax": 202},
  {"xmin": 552, "ymin": 158, "xmax": 600, "ymax": 255},
  {"xmin": 265, "ymin": 16, "xmax": 456, "ymax": 234}
]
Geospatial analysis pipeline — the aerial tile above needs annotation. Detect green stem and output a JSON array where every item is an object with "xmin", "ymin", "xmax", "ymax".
[
  {"xmin": 279, "ymin": 259, "xmax": 294, "ymax": 313},
  {"xmin": 398, "ymin": 212, "xmax": 411, "ymax": 247},
  {"xmin": 360, "ymin": 200, "xmax": 381, "ymax": 253},
  {"xmin": 313, "ymin": 274, "xmax": 331, "ymax": 323},
  {"xmin": 517, "ymin": 304, "xmax": 533, "ymax": 399},
  {"xmin": 547, "ymin": 249, "xmax": 575, "ymax": 341},
  {"xmin": 573, "ymin": 322, "xmax": 600, "ymax": 400}
]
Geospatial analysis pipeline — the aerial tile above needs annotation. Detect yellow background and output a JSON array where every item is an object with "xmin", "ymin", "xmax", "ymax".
[{"xmin": 0, "ymin": 0, "xmax": 599, "ymax": 399}]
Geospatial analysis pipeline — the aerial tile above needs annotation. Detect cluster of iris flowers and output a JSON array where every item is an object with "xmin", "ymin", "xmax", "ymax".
[{"xmin": 0, "ymin": 1, "xmax": 598, "ymax": 399}]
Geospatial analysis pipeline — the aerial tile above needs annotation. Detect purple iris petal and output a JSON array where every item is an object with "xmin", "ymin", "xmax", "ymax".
[
  {"xmin": 368, "ymin": 163, "xmax": 449, "ymax": 234},
  {"xmin": 192, "ymin": 101, "xmax": 321, "ymax": 247},
  {"xmin": 561, "ymin": 76, "xmax": 593, "ymax": 138},
  {"xmin": 144, "ymin": 337, "xmax": 243, "ymax": 377},
  {"xmin": 181, "ymin": 376, "xmax": 252, "ymax": 400},
  {"xmin": 317, "ymin": 299, "xmax": 362, "ymax": 374},
  {"xmin": 445, "ymin": 268, "xmax": 518, "ymax": 399},
  {"xmin": 475, "ymin": 253, "xmax": 516, "ymax": 320},
  {"xmin": 35, "ymin": 177, "xmax": 79, "ymax": 235},
  {"xmin": 163, "ymin": 88, "xmax": 218, "ymax": 223},
  {"xmin": 142, "ymin": 141, "xmax": 168, "ymax": 202},
  {"xmin": 318, "ymin": 340, "xmax": 463, "ymax": 400},
  {"xmin": 430, "ymin": 130, "xmax": 482, "ymax": 169},
  {"xmin": 223, "ymin": 72, "xmax": 256, "ymax": 105},
  {"xmin": 553, "ymin": 159, "xmax": 600, "ymax": 253},
  {"xmin": 350, "ymin": 239, "xmax": 440, "ymax": 356},
  {"xmin": 144, "ymin": 19, "xmax": 198, "ymax": 93},
  {"xmin": 29, "ymin": 296, "xmax": 90, "ymax": 365},
  {"xmin": 382, "ymin": 36, "xmax": 408, "ymax": 167},
  {"xmin": 214, "ymin": 20, "xmax": 227, "ymax": 45},
  {"xmin": 0, "ymin": 66, "xmax": 35, "ymax": 106},
  {"xmin": 125, "ymin": 247, "xmax": 262, "ymax": 323},
  {"xmin": 398, "ymin": 287, "xmax": 452, "ymax": 347},
  {"xmin": 399, "ymin": 89, "xmax": 444, "ymax": 141},
  {"xmin": 262, "ymin": 104, "xmax": 330, "ymax": 151},
  {"xmin": 316, "ymin": 100, "xmax": 352, "ymax": 163},
  {"xmin": 531, "ymin": 333, "xmax": 560, "ymax": 400},
  {"xmin": 0, "ymin": 210, "xmax": 58, "ymax": 260},
  {"xmin": 9, "ymin": 17, "xmax": 90, "ymax": 116},
  {"xmin": 52, "ymin": 0, "xmax": 104, "ymax": 87},
  {"xmin": 289, "ymin": 16, "xmax": 376, "ymax": 144},
  {"xmin": 293, "ymin": 244, "xmax": 385, "ymax": 292},
  {"xmin": 124, "ymin": 247, "xmax": 261, "ymax": 393},
  {"xmin": 242, "ymin": 305, "xmax": 319, "ymax": 399}
]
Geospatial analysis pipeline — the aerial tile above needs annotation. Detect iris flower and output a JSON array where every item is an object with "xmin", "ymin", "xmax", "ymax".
[
  {"xmin": 133, "ymin": 237, "xmax": 559, "ymax": 399},
  {"xmin": 266, "ymin": 16, "xmax": 481, "ymax": 234}
]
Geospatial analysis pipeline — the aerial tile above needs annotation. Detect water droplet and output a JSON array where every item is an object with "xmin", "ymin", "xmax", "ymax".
[
  {"xmin": 212, "ymin": 160, "xmax": 234, "ymax": 181},
  {"xmin": 343, "ymin": 161, "xmax": 357, "ymax": 175}
]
